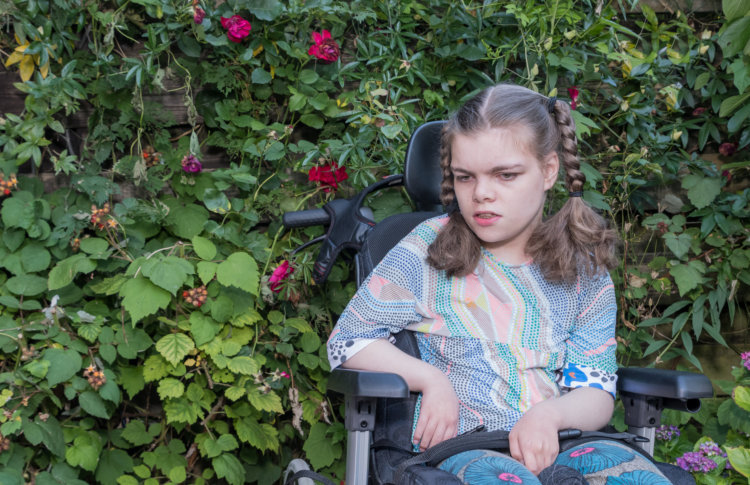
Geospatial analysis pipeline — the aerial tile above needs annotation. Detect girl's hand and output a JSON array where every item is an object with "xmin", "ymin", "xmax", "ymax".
[
  {"xmin": 508, "ymin": 403, "xmax": 561, "ymax": 476},
  {"xmin": 413, "ymin": 371, "xmax": 459, "ymax": 451}
]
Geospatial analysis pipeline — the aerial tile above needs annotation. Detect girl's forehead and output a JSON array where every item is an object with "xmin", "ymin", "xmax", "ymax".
[{"xmin": 451, "ymin": 128, "xmax": 537, "ymax": 166}]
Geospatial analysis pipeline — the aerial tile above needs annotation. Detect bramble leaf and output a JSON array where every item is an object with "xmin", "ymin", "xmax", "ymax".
[
  {"xmin": 216, "ymin": 252, "xmax": 259, "ymax": 295},
  {"xmin": 303, "ymin": 422, "xmax": 341, "ymax": 470},
  {"xmin": 120, "ymin": 277, "xmax": 171, "ymax": 324},
  {"xmin": 155, "ymin": 333, "xmax": 195, "ymax": 366}
]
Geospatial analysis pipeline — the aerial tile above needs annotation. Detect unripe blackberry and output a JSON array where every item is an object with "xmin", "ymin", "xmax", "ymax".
[{"xmin": 183, "ymin": 285, "xmax": 207, "ymax": 307}]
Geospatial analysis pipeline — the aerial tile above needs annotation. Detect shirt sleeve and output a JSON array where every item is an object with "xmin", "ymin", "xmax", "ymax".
[
  {"xmin": 559, "ymin": 272, "xmax": 618, "ymax": 398},
  {"xmin": 327, "ymin": 239, "xmax": 427, "ymax": 370}
]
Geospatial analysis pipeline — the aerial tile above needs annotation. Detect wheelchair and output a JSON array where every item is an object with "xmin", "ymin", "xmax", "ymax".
[{"xmin": 282, "ymin": 121, "xmax": 714, "ymax": 485}]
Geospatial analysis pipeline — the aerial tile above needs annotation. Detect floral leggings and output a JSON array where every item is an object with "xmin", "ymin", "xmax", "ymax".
[{"xmin": 438, "ymin": 440, "xmax": 671, "ymax": 484}]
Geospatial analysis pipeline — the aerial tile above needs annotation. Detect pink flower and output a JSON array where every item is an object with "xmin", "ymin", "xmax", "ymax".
[
  {"xmin": 269, "ymin": 260, "xmax": 294, "ymax": 293},
  {"xmin": 221, "ymin": 15, "xmax": 251, "ymax": 43},
  {"xmin": 181, "ymin": 154, "xmax": 202, "ymax": 173},
  {"xmin": 308, "ymin": 30, "xmax": 340, "ymax": 63},
  {"xmin": 308, "ymin": 162, "xmax": 348, "ymax": 192},
  {"xmin": 193, "ymin": 6, "xmax": 205, "ymax": 24},
  {"xmin": 719, "ymin": 142, "xmax": 737, "ymax": 157},
  {"xmin": 568, "ymin": 86, "xmax": 579, "ymax": 110},
  {"xmin": 742, "ymin": 352, "xmax": 750, "ymax": 371}
]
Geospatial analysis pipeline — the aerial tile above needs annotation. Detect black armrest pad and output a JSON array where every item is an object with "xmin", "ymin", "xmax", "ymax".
[
  {"xmin": 328, "ymin": 368, "xmax": 410, "ymax": 398},
  {"xmin": 617, "ymin": 367, "xmax": 713, "ymax": 399}
]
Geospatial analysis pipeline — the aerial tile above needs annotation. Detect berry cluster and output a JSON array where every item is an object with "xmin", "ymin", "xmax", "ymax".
[
  {"xmin": 83, "ymin": 364, "xmax": 106, "ymax": 390},
  {"xmin": 141, "ymin": 145, "xmax": 161, "ymax": 167},
  {"xmin": 90, "ymin": 204, "xmax": 113, "ymax": 230},
  {"xmin": 182, "ymin": 285, "xmax": 207, "ymax": 307},
  {"xmin": 0, "ymin": 434, "xmax": 9, "ymax": 452},
  {"xmin": 70, "ymin": 237, "xmax": 80, "ymax": 252},
  {"xmin": 0, "ymin": 173, "xmax": 18, "ymax": 196},
  {"xmin": 20, "ymin": 345, "xmax": 37, "ymax": 362}
]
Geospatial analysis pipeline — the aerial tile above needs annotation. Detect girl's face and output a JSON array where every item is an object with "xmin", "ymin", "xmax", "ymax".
[{"xmin": 451, "ymin": 127, "xmax": 559, "ymax": 264}]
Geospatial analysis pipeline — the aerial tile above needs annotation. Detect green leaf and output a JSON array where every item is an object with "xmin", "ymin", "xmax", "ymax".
[
  {"xmin": 192, "ymin": 236, "xmax": 216, "ymax": 261},
  {"xmin": 663, "ymin": 233, "xmax": 692, "ymax": 260},
  {"xmin": 299, "ymin": 332, "xmax": 321, "ymax": 353},
  {"xmin": 164, "ymin": 398, "xmax": 202, "ymax": 425},
  {"xmin": 141, "ymin": 256, "xmax": 194, "ymax": 295},
  {"xmin": 95, "ymin": 449, "xmax": 134, "ymax": 485},
  {"xmin": 65, "ymin": 430, "xmax": 103, "ymax": 472},
  {"xmin": 167, "ymin": 466, "xmax": 186, "ymax": 483},
  {"xmin": 735, "ymin": 386, "xmax": 750, "ymax": 412},
  {"xmin": 248, "ymin": 0, "xmax": 283, "ymax": 21},
  {"xmin": 25, "ymin": 415, "xmax": 65, "ymax": 457},
  {"xmin": 203, "ymin": 188, "xmax": 231, "ymax": 214},
  {"xmin": 79, "ymin": 391, "xmax": 110, "ymax": 419},
  {"xmin": 48, "ymin": 254, "xmax": 97, "ymax": 290},
  {"xmin": 717, "ymin": 16, "xmax": 750, "ymax": 58},
  {"xmin": 120, "ymin": 277, "xmax": 172, "ymax": 324},
  {"xmin": 79, "ymin": 238, "xmax": 110, "ymax": 258},
  {"xmin": 190, "ymin": 312, "xmax": 220, "ymax": 346},
  {"xmin": 6, "ymin": 274, "xmax": 48, "ymax": 296},
  {"xmin": 216, "ymin": 252, "xmax": 259, "ymax": 295},
  {"xmin": 20, "ymin": 243, "xmax": 51, "ymax": 272},
  {"xmin": 142, "ymin": 355, "xmax": 169, "ymax": 382},
  {"xmin": 165, "ymin": 203, "xmax": 209, "ymax": 239},
  {"xmin": 212, "ymin": 454, "xmax": 246, "ymax": 485},
  {"xmin": 723, "ymin": 0, "xmax": 748, "ymax": 22},
  {"xmin": 299, "ymin": 69, "xmax": 319, "ymax": 84},
  {"xmin": 122, "ymin": 420, "xmax": 154, "ymax": 446},
  {"xmin": 158, "ymin": 378, "xmax": 185, "ymax": 400},
  {"xmin": 44, "ymin": 348, "xmax": 82, "ymax": 387},
  {"xmin": 235, "ymin": 417, "xmax": 279, "ymax": 452},
  {"xmin": 197, "ymin": 261, "xmax": 217, "ymax": 285},
  {"xmin": 303, "ymin": 422, "xmax": 341, "ymax": 470},
  {"xmin": 681, "ymin": 174, "xmax": 722, "ymax": 209},
  {"xmin": 719, "ymin": 92, "xmax": 750, "ymax": 118},
  {"xmin": 247, "ymin": 388, "xmax": 283, "ymax": 413},
  {"xmin": 1, "ymin": 195, "xmax": 35, "ymax": 229},
  {"xmin": 226, "ymin": 356, "xmax": 259, "ymax": 375},
  {"xmin": 90, "ymin": 275, "xmax": 127, "ymax": 295},
  {"xmin": 670, "ymin": 263, "xmax": 704, "ymax": 296},
  {"xmin": 155, "ymin": 333, "xmax": 195, "ymax": 366},
  {"xmin": 570, "ymin": 110, "xmax": 600, "ymax": 138},
  {"xmin": 726, "ymin": 447, "xmax": 750, "ymax": 478},
  {"xmin": 251, "ymin": 68, "xmax": 272, "ymax": 84},
  {"xmin": 299, "ymin": 114, "xmax": 324, "ymax": 129},
  {"xmin": 24, "ymin": 358, "xmax": 50, "ymax": 378}
]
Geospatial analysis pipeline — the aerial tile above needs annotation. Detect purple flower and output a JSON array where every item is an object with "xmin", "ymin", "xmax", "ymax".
[
  {"xmin": 181, "ymin": 154, "xmax": 202, "ymax": 173},
  {"xmin": 742, "ymin": 351, "xmax": 750, "ymax": 371},
  {"xmin": 699, "ymin": 441, "xmax": 726, "ymax": 458},
  {"xmin": 676, "ymin": 451, "xmax": 718, "ymax": 473},
  {"xmin": 656, "ymin": 425, "xmax": 680, "ymax": 441},
  {"xmin": 193, "ymin": 6, "xmax": 205, "ymax": 24}
]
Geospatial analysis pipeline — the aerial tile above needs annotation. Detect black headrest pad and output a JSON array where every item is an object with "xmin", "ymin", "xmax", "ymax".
[{"xmin": 404, "ymin": 121, "xmax": 446, "ymax": 211}]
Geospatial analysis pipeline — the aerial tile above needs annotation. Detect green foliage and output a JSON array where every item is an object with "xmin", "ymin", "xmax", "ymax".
[{"xmin": 0, "ymin": 0, "xmax": 748, "ymax": 483}]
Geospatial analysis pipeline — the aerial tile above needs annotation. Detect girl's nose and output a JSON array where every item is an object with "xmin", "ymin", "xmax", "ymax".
[{"xmin": 473, "ymin": 178, "xmax": 495, "ymax": 202}]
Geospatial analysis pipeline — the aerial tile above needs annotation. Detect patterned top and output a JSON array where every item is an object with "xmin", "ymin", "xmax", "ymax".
[{"xmin": 327, "ymin": 215, "xmax": 618, "ymax": 434}]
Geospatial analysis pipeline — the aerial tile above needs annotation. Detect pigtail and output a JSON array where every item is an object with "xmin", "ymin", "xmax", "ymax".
[
  {"xmin": 526, "ymin": 100, "xmax": 617, "ymax": 282},
  {"xmin": 426, "ymin": 126, "xmax": 482, "ymax": 277}
]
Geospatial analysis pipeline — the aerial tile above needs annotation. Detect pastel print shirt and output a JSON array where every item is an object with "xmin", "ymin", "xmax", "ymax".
[{"xmin": 327, "ymin": 215, "xmax": 618, "ymax": 434}]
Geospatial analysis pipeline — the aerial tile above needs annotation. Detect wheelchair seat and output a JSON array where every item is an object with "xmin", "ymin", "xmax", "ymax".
[{"xmin": 285, "ymin": 121, "xmax": 713, "ymax": 484}]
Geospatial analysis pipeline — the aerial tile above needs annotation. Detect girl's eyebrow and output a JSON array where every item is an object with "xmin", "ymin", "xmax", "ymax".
[{"xmin": 452, "ymin": 163, "xmax": 525, "ymax": 174}]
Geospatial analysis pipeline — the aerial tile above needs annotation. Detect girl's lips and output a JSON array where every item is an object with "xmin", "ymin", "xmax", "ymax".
[{"xmin": 472, "ymin": 213, "xmax": 500, "ymax": 226}]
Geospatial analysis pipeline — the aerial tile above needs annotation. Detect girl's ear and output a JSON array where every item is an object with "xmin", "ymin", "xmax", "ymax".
[{"xmin": 542, "ymin": 152, "xmax": 559, "ymax": 191}]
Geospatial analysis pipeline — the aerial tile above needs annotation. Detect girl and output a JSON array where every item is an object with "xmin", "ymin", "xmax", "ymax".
[{"xmin": 327, "ymin": 84, "xmax": 671, "ymax": 484}]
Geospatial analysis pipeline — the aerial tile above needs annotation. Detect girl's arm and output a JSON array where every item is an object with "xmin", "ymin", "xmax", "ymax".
[
  {"xmin": 509, "ymin": 386, "xmax": 614, "ymax": 475},
  {"xmin": 341, "ymin": 338, "xmax": 459, "ymax": 451}
]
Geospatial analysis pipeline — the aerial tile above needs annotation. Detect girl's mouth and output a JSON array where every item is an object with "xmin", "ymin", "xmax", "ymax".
[{"xmin": 473, "ymin": 212, "xmax": 500, "ymax": 226}]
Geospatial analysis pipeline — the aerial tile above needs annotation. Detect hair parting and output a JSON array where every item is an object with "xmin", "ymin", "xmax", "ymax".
[{"xmin": 426, "ymin": 84, "xmax": 617, "ymax": 282}]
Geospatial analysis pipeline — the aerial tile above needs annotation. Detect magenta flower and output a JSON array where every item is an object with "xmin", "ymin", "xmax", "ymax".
[
  {"xmin": 308, "ymin": 162, "xmax": 348, "ymax": 192},
  {"xmin": 193, "ymin": 6, "xmax": 205, "ymax": 24},
  {"xmin": 181, "ymin": 154, "xmax": 202, "ymax": 173},
  {"xmin": 676, "ymin": 451, "xmax": 718, "ymax": 473},
  {"xmin": 742, "ymin": 351, "xmax": 750, "ymax": 371},
  {"xmin": 568, "ymin": 86, "xmax": 579, "ymax": 110},
  {"xmin": 221, "ymin": 15, "xmax": 251, "ymax": 43},
  {"xmin": 308, "ymin": 30, "xmax": 340, "ymax": 63},
  {"xmin": 269, "ymin": 260, "xmax": 294, "ymax": 293}
]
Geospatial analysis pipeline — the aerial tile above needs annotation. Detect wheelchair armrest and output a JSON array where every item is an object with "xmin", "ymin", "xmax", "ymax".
[
  {"xmin": 328, "ymin": 368, "xmax": 410, "ymax": 399},
  {"xmin": 617, "ymin": 367, "xmax": 713, "ymax": 413}
]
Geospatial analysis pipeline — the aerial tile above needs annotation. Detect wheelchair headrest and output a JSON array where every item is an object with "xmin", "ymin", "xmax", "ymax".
[{"xmin": 404, "ymin": 120, "xmax": 446, "ymax": 211}]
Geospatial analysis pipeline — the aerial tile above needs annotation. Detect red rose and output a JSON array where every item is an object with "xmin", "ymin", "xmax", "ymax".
[
  {"xmin": 568, "ymin": 86, "xmax": 579, "ymax": 110},
  {"xmin": 308, "ymin": 162, "xmax": 348, "ymax": 192},
  {"xmin": 269, "ymin": 261, "xmax": 294, "ymax": 293},
  {"xmin": 308, "ymin": 30, "xmax": 340, "ymax": 63},
  {"xmin": 221, "ymin": 15, "xmax": 251, "ymax": 43}
]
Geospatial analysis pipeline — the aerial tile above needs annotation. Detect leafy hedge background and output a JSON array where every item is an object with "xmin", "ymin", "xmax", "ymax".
[{"xmin": 1, "ymin": 0, "xmax": 750, "ymax": 483}]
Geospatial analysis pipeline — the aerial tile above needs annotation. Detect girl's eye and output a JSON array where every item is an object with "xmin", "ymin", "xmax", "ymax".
[
  {"xmin": 498, "ymin": 173, "xmax": 517, "ymax": 181},
  {"xmin": 455, "ymin": 175, "xmax": 471, "ymax": 182}
]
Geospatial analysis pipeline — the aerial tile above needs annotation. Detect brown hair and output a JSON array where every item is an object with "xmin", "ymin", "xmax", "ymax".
[{"xmin": 426, "ymin": 84, "xmax": 617, "ymax": 283}]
